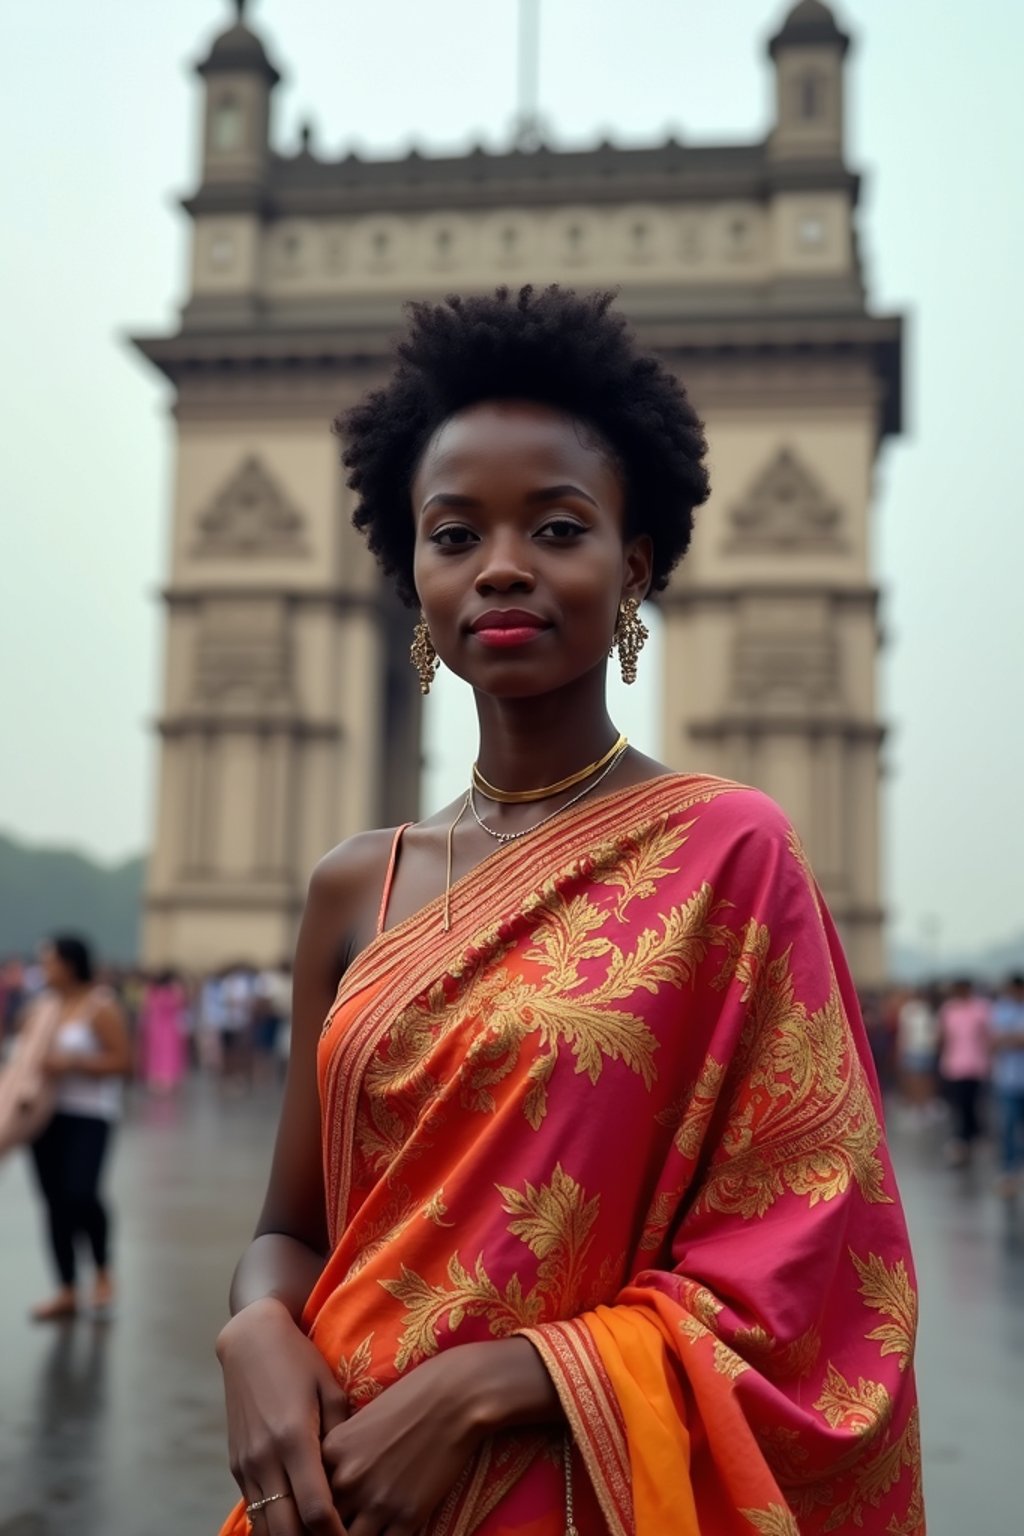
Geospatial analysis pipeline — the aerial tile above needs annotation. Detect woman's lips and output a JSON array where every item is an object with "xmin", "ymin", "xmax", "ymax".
[
  {"xmin": 469, "ymin": 609, "xmax": 551, "ymax": 649},
  {"xmin": 472, "ymin": 624, "xmax": 548, "ymax": 649}
]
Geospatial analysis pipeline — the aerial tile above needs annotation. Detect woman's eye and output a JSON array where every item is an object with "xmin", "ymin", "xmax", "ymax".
[
  {"xmin": 538, "ymin": 518, "xmax": 585, "ymax": 540},
  {"xmin": 430, "ymin": 525, "xmax": 477, "ymax": 548}
]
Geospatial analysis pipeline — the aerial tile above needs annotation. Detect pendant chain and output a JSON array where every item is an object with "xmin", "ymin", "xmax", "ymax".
[
  {"xmin": 563, "ymin": 1437, "xmax": 577, "ymax": 1536},
  {"xmin": 442, "ymin": 791, "xmax": 471, "ymax": 933}
]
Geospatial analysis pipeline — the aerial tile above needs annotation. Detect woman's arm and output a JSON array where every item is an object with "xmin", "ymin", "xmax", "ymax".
[
  {"xmin": 223, "ymin": 839, "xmax": 373, "ymax": 1324},
  {"xmin": 225, "ymin": 861, "xmax": 340, "ymax": 1319},
  {"xmin": 226, "ymin": 830, "xmax": 397, "ymax": 1317},
  {"xmin": 216, "ymin": 834, "xmax": 394, "ymax": 1536}
]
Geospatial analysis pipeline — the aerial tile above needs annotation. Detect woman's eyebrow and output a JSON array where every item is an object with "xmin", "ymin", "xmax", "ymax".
[
  {"xmin": 421, "ymin": 484, "xmax": 598, "ymax": 514},
  {"xmin": 526, "ymin": 483, "xmax": 598, "ymax": 507},
  {"xmin": 420, "ymin": 492, "xmax": 480, "ymax": 514}
]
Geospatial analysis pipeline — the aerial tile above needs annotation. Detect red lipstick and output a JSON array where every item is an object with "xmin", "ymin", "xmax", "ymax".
[{"xmin": 469, "ymin": 608, "xmax": 550, "ymax": 649}]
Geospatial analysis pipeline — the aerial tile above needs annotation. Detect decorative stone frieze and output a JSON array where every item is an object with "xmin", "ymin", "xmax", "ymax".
[
  {"xmin": 729, "ymin": 448, "xmax": 844, "ymax": 552},
  {"xmin": 193, "ymin": 456, "xmax": 307, "ymax": 557}
]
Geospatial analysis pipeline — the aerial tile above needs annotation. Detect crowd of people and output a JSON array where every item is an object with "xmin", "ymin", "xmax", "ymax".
[
  {"xmin": 869, "ymin": 975, "xmax": 1024, "ymax": 1193},
  {"xmin": 0, "ymin": 952, "xmax": 293, "ymax": 1096}
]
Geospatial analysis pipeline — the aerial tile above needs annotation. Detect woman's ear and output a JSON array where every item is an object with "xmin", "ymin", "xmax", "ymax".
[{"xmin": 623, "ymin": 534, "xmax": 654, "ymax": 603}]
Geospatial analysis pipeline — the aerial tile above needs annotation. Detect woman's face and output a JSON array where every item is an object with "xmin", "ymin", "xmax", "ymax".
[
  {"xmin": 38, "ymin": 944, "xmax": 67, "ymax": 990},
  {"xmin": 411, "ymin": 400, "xmax": 651, "ymax": 699}
]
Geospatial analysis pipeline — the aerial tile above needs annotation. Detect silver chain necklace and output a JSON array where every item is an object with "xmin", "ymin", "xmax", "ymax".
[{"xmin": 468, "ymin": 741, "xmax": 629, "ymax": 845}]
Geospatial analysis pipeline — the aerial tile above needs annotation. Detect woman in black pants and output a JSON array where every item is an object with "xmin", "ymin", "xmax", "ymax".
[{"xmin": 28, "ymin": 935, "xmax": 131, "ymax": 1321}]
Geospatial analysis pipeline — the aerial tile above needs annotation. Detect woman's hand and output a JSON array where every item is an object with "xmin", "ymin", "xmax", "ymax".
[
  {"xmin": 321, "ymin": 1338, "xmax": 562, "ymax": 1536},
  {"xmin": 217, "ymin": 1296, "xmax": 348, "ymax": 1535}
]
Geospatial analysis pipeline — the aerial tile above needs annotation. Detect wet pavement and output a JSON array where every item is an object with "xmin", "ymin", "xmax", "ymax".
[{"xmin": 0, "ymin": 1081, "xmax": 1020, "ymax": 1534}]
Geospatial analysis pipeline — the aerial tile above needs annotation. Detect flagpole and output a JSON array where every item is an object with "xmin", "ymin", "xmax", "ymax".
[{"xmin": 516, "ymin": 0, "xmax": 541, "ymax": 148}]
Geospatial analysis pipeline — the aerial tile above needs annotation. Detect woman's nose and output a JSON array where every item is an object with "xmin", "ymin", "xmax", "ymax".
[{"xmin": 474, "ymin": 535, "xmax": 536, "ymax": 594}]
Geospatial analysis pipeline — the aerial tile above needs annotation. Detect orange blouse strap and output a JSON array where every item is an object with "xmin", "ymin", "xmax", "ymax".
[{"xmin": 376, "ymin": 823, "xmax": 413, "ymax": 937}]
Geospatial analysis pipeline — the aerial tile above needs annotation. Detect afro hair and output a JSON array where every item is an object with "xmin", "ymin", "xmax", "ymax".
[{"xmin": 336, "ymin": 285, "xmax": 710, "ymax": 606}]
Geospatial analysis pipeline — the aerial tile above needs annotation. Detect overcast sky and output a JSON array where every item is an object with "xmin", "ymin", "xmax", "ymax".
[{"xmin": 2, "ymin": 1, "xmax": 1022, "ymax": 961}]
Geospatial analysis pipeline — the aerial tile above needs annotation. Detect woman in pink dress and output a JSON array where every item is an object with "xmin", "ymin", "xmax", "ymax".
[
  {"xmin": 140, "ymin": 971, "xmax": 187, "ymax": 1094},
  {"xmin": 938, "ymin": 977, "xmax": 992, "ymax": 1164}
]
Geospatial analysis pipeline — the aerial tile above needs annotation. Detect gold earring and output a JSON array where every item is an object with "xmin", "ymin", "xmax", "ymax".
[
  {"xmin": 410, "ymin": 615, "xmax": 439, "ymax": 695},
  {"xmin": 613, "ymin": 597, "xmax": 648, "ymax": 685}
]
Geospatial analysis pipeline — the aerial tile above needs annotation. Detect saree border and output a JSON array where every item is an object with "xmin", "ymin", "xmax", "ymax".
[{"xmin": 520, "ymin": 1320, "xmax": 633, "ymax": 1536}]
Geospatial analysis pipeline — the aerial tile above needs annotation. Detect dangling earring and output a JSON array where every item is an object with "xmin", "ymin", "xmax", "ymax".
[
  {"xmin": 410, "ymin": 614, "xmax": 439, "ymax": 695},
  {"xmin": 613, "ymin": 597, "xmax": 648, "ymax": 685}
]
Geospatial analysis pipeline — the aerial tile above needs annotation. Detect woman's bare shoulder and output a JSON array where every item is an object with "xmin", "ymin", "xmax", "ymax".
[{"xmin": 308, "ymin": 827, "xmax": 403, "ymax": 913}]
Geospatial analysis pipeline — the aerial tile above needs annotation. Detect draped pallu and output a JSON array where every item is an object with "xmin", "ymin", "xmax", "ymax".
[{"xmin": 221, "ymin": 775, "xmax": 923, "ymax": 1535}]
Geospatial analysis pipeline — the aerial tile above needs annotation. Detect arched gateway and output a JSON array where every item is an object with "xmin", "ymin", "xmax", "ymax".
[{"xmin": 134, "ymin": 1, "xmax": 902, "ymax": 986}]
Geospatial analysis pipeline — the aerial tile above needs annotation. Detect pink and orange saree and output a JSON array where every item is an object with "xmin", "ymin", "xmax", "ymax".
[{"xmin": 224, "ymin": 774, "xmax": 923, "ymax": 1535}]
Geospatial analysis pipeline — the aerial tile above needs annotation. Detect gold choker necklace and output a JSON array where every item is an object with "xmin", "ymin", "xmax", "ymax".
[{"xmin": 472, "ymin": 734, "xmax": 628, "ymax": 804}]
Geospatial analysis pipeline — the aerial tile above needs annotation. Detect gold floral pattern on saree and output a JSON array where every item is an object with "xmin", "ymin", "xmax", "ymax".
[
  {"xmin": 742, "ymin": 1504, "xmax": 803, "ymax": 1536},
  {"xmin": 758, "ymin": 1425, "xmax": 811, "ymax": 1484},
  {"xmin": 693, "ymin": 918, "xmax": 889, "ymax": 1219},
  {"xmin": 786, "ymin": 825, "xmax": 825, "ymax": 929},
  {"xmin": 814, "ymin": 1363, "xmax": 893, "ymax": 1442},
  {"xmin": 773, "ymin": 1364, "xmax": 917, "ymax": 1529},
  {"xmin": 422, "ymin": 1187, "xmax": 455, "ymax": 1227},
  {"xmin": 885, "ymin": 1446, "xmax": 925, "ymax": 1536},
  {"xmin": 679, "ymin": 1283, "xmax": 751, "ymax": 1380},
  {"xmin": 666, "ymin": 1052, "xmax": 728, "ymax": 1160},
  {"xmin": 380, "ymin": 1165, "xmax": 600, "ymax": 1372},
  {"xmin": 685, "ymin": 1301, "xmax": 825, "ymax": 1396},
  {"xmin": 637, "ymin": 1189, "xmax": 680, "ymax": 1253},
  {"xmin": 336, "ymin": 1333, "xmax": 384, "ymax": 1410},
  {"xmin": 727, "ymin": 1323, "xmax": 824, "ymax": 1387},
  {"xmin": 776, "ymin": 1325, "xmax": 823, "ymax": 1381},
  {"xmin": 850, "ymin": 1249, "xmax": 917, "ymax": 1371},
  {"xmin": 733, "ymin": 1323, "xmax": 776, "ymax": 1360},
  {"xmin": 500, "ymin": 1166, "xmax": 600, "ymax": 1314},
  {"xmin": 342, "ymin": 1192, "xmax": 420, "ymax": 1282},
  {"xmin": 639, "ymin": 1049, "xmax": 728, "ymax": 1254},
  {"xmin": 820, "ymin": 1408, "xmax": 922, "ymax": 1534},
  {"xmin": 592, "ymin": 812, "xmax": 694, "ymax": 919},
  {"xmin": 359, "ymin": 873, "xmax": 735, "ymax": 1153}
]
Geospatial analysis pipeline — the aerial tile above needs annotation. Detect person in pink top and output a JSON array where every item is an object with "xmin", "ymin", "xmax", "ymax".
[
  {"xmin": 139, "ymin": 971, "xmax": 188, "ymax": 1094},
  {"xmin": 938, "ymin": 978, "xmax": 992, "ymax": 1164}
]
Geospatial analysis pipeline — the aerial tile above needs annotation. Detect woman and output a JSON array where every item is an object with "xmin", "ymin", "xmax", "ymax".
[
  {"xmin": 139, "ymin": 969, "xmax": 188, "ymax": 1093},
  {"xmin": 896, "ymin": 985, "xmax": 940, "ymax": 1121},
  {"xmin": 28, "ymin": 934, "xmax": 132, "ymax": 1321},
  {"xmin": 217, "ymin": 288, "xmax": 922, "ymax": 1535},
  {"xmin": 937, "ymin": 978, "xmax": 991, "ymax": 1166}
]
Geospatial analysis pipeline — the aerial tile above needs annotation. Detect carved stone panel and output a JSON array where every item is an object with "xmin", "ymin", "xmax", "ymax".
[
  {"xmin": 192, "ymin": 600, "xmax": 293, "ymax": 709},
  {"xmin": 728, "ymin": 448, "xmax": 844, "ymax": 552},
  {"xmin": 731, "ymin": 596, "xmax": 839, "ymax": 707},
  {"xmin": 194, "ymin": 456, "xmax": 307, "ymax": 556}
]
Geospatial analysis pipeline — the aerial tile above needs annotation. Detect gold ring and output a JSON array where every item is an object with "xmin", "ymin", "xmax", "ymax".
[{"xmin": 245, "ymin": 1490, "xmax": 290, "ymax": 1516}]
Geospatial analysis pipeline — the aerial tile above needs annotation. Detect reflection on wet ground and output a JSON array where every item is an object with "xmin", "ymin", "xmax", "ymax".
[{"xmin": 0, "ymin": 1082, "xmax": 1020, "ymax": 1534}]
